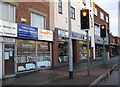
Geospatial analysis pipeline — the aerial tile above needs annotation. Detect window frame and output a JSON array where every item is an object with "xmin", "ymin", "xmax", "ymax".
[
  {"xmin": 94, "ymin": 23, "xmax": 100, "ymax": 36},
  {"xmin": 31, "ymin": 12, "xmax": 46, "ymax": 29},
  {"xmin": 106, "ymin": 16, "xmax": 109, "ymax": 23},
  {"xmin": 71, "ymin": 6, "xmax": 75, "ymax": 20},
  {"xmin": 58, "ymin": 0, "xmax": 62, "ymax": 14},
  {"xmin": 1, "ymin": 2, "xmax": 16, "ymax": 22},
  {"xmin": 100, "ymin": 12, "xmax": 104, "ymax": 20},
  {"xmin": 94, "ymin": 7, "xmax": 98, "ymax": 16}
]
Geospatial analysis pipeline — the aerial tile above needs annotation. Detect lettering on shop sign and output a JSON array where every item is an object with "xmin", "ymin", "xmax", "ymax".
[
  {"xmin": 18, "ymin": 24, "xmax": 38, "ymax": 40},
  {"xmin": 21, "ymin": 43, "xmax": 33, "ymax": 48},
  {"xmin": 17, "ymin": 56, "xmax": 36, "ymax": 63},
  {"xmin": 3, "ymin": 25, "xmax": 16, "ymax": 30},
  {"xmin": 38, "ymin": 29, "xmax": 53, "ymax": 41},
  {"xmin": 0, "ymin": 20, "xmax": 17, "ymax": 37}
]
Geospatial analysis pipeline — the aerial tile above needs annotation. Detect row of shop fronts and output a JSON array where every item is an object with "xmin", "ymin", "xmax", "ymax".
[
  {"xmin": 0, "ymin": 20, "xmax": 92, "ymax": 79},
  {"xmin": 109, "ymin": 34, "xmax": 120, "ymax": 57},
  {"xmin": 94, "ymin": 35, "xmax": 109, "ymax": 59},
  {"xmin": 0, "ymin": 20, "xmax": 53, "ymax": 79}
]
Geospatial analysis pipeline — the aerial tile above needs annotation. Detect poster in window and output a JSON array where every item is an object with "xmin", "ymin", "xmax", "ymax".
[
  {"xmin": 5, "ymin": 52, "xmax": 9, "ymax": 60},
  {"xmin": 9, "ymin": 51, "xmax": 13, "ymax": 57}
]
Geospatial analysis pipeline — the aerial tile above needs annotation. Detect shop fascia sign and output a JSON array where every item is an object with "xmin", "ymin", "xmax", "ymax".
[
  {"xmin": 0, "ymin": 20, "xmax": 17, "ymax": 37},
  {"xmin": 58, "ymin": 29, "xmax": 69, "ymax": 38},
  {"xmin": 17, "ymin": 24, "xmax": 38, "ymax": 40},
  {"xmin": 72, "ymin": 32, "xmax": 84, "ymax": 40},
  {"xmin": 57, "ymin": 29, "xmax": 91, "ymax": 41},
  {"xmin": 38, "ymin": 28, "xmax": 53, "ymax": 41}
]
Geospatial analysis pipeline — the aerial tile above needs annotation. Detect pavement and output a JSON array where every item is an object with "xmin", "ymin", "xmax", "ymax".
[{"xmin": 2, "ymin": 56, "xmax": 120, "ymax": 87}]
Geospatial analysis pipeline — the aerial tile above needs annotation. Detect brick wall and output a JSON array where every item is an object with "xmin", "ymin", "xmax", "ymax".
[
  {"xmin": 16, "ymin": 2, "xmax": 49, "ymax": 30},
  {"xmin": 93, "ymin": 3, "xmax": 109, "ymax": 30}
]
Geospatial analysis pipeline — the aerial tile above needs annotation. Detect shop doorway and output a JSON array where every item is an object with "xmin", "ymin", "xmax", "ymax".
[{"xmin": 3, "ymin": 43, "xmax": 15, "ymax": 77}]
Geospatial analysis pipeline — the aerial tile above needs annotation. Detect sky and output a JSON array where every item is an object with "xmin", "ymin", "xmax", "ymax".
[{"xmin": 94, "ymin": 0, "xmax": 119, "ymax": 36}]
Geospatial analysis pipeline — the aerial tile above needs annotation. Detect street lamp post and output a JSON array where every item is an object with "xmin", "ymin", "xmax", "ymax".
[{"xmin": 68, "ymin": 0, "xmax": 73, "ymax": 79}]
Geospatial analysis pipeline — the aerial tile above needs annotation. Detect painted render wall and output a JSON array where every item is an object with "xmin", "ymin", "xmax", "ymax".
[{"xmin": 50, "ymin": 0, "xmax": 95, "ymax": 59}]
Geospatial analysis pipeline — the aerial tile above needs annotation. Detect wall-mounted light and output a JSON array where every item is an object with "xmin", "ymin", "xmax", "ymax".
[{"xmin": 21, "ymin": 18, "xmax": 27, "ymax": 23}]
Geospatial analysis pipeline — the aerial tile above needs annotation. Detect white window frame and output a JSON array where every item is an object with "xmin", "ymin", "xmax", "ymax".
[
  {"xmin": 31, "ymin": 12, "xmax": 46, "ymax": 29},
  {"xmin": 106, "ymin": 16, "xmax": 109, "ymax": 23},
  {"xmin": 100, "ymin": 12, "xmax": 104, "ymax": 20},
  {"xmin": 1, "ymin": 2, "xmax": 16, "ymax": 22},
  {"xmin": 94, "ymin": 7, "xmax": 98, "ymax": 16},
  {"xmin": 94, "ymin": 24, "xmax": 100, "ymax": 36}
]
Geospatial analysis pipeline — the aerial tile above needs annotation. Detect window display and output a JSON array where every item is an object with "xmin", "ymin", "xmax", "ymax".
[
  {"xmin": 79, "ymin": 41, "xmax": 87, "ymax": 60},
  {"xmin": 17, "ymin": 39, "xmax": 36, "ymax": 72},
  {"xmin": 58, "ymin": 37, "xmax": 69, "ymax": 62},
  {"xmin": 37, "ymin": 42, "xmax": 51, "ymax": 68}
]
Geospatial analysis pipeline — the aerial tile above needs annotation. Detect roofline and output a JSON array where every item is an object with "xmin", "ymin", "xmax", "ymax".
[{"xmin": 93, "ymin": 2, "xmax": 109, "ymax": 16}]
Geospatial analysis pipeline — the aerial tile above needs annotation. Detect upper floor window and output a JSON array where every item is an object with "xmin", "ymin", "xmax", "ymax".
[
  {"xmin": 58, "ymin": 0, "xmax": 62, "ymax": 14},
  {"xmin": 31, "ymin": 12, "xmax": 46, "ymax": 29},
  {"xmin": 106, "ymin": 16, "xmax": 109, "ymax": 23},
  {"xmin": 94, "ymin": 7, "xmax": 98, "ymax": 16},
  {"xmin": 100, "ymin": 12, "xmax": 104, "ymax": 20},
  {"xmin": 1, "ymin": 2, "xmax": 16, "ymax": 22},
  {"xmin": 94, "ymin": 24, "xmax": 100, "ymax": 36},
  {"xmin": 71, "ymin": 6, "xmax": 75, "ymax": 20}
]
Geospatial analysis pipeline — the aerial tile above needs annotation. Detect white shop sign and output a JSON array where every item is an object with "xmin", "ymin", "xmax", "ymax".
[
  {"xmin": 0, "ymin": 20, "xmax": 17, "ymax": 37},
  {"xmin": 38, "ymin": 28, "xmax": 53, "ymax": 41},
  {"xmin": 58, "ymin": 29, "xmax": 69, "ymax": 37}
]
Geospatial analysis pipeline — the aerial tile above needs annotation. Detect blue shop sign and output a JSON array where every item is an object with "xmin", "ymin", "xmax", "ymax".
[
  {"xmin": 18, "ymin": 24, "xmax": 38, "ymax": 40},
  {"xmin": 72, "ymin": 32, "xmax": 84, "ymax": 40}
]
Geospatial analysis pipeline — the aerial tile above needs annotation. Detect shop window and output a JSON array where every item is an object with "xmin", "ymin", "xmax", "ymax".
[
  {"xmin": 37, "ymin": 42, "xmax": 51, "ymax": 68},
  {"xmin": 1, "ymin": 2, "xmax": 16, "ymax": 22},
  {"xmin": 58, "ymin": 37, "xmax": 69, "ymax": 63},
  {"xmin": 31, "ymin": 12, "xmax": 46, "ymax": 29},
  {"xmin": 58, "ymin": 0, "xmax": 62, "ymax": 14},
  {"xmin": 79, "ymin": 41, "xmax": 87, "ymax": 60},
  {"xmin": 17, "ymin": 39, "xmax": 36, "ymax": 72}
]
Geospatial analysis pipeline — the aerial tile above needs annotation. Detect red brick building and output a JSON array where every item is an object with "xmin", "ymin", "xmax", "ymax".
[
  {"xmin": 16, "ymin": 2, "xmax": 49, "ymax": 30},
  {"xmin": 94, "ymin": 3, "xmax": 110, "ymax": 58},
  {"xmin": 109, "ymin": 34, "xmax": 120, "ymax": 56},
  {"xmin": 93, "ymin": 2, "xmax": 110, "ymax": 59},
  {"xmin": 0, "ymin": 1, "xmax": 53, "ymax": 79}
]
